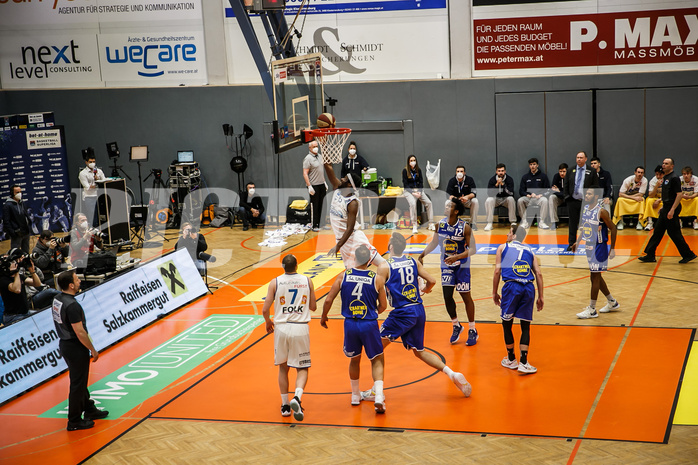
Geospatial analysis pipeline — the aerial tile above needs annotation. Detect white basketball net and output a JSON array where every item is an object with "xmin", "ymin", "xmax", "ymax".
[{"xmin": 314, "ymin": 128, "xmax": 351, "ymax": 164}]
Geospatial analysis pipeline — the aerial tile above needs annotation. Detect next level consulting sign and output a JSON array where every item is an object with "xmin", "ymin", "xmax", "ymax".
[{"xmin": 0, "ymin": 249, "xmax": 208, "ymax": 405}]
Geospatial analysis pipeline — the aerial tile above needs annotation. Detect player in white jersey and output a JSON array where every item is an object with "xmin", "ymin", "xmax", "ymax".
[
  {"xmin": 262, "ymin": 254, "xmax": 317, "ymax": 421},
  {"xmin": 324, "ymin": 162, "xmax": 387, "ymax": 269}
]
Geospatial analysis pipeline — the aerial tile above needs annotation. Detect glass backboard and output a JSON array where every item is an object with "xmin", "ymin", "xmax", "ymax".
[{"xmin": 271, "ymin": 53, "xmax": 324, "ymax": 153}]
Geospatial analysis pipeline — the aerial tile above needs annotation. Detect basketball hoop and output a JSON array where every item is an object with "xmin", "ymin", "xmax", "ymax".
[{"xmin": 309, "ymin": 127, "xmax": 351, "ymax": 164}]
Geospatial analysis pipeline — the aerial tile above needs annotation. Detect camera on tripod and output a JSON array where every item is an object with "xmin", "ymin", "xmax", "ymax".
[{"xmin": 151, "ymin": 168, "xmax": 163, "ymax": 179}]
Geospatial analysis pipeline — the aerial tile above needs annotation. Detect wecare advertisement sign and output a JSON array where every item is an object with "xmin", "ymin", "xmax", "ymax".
[
  {"xmin": 472, "ymin": 0, "xmax": 698, "ymax": 76},
  {"xmin": 0, "ymin": 249, "xmax": 207, "ymax": 405},
  {"xmin": 0, "ymin": 0, "xmax": 207, "ymax": 88},
  {"xmin": 224, "ymin": 0, "xmax": 449, "ymax": 83}
]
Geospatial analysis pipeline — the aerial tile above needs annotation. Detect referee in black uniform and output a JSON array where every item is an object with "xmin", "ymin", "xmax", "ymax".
[
  {"xmin": 52, "ymin": 270, "xmax": 109, "ymax": 431},
  {"xmin": 639, "ymin": 158, "xmax": 697, "ymax": 264}
]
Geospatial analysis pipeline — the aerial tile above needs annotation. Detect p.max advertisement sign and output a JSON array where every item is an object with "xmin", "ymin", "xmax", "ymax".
[
  {"xmin": 473, "ymin": 6, "xmax": 698, "ymax": 75},
  {"xmin": 0, "ymin": 249, "xmax": 207, "ymax": 405}
]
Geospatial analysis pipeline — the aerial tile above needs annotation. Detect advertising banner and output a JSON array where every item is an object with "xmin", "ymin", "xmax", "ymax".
[
  {"xmin": 0, "ymin": 126, "xmax": 72, "ymax": 238},
  {"xmin": 0, "ymin": 0, "xmax": 202, "ymax": 28},
  {"xmin": 472, "ymin": 1, "xmax": 698, "ymax": 76},
  {"xmin": 40, "ymin": 315, "xmax": 264, "ymax": 419},
  {"xmin": 0, "ymin": 33, "xmax": 102, "ymax": 89},
  {"xmin": 0, "ymin": 249, "xmax": 207, "ymax": 405},
  {"xmin": 224, "ymin": 0, "xmax": 449, "ymax": 83},
  {"xmin": 98, "ymin": 30, "xmax": 208, "ymax": 85}
]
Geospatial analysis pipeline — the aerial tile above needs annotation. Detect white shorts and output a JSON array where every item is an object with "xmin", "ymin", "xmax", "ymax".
[
  {"xmin": 274, "ymin": 323, "xmax": 311, "ymax": 368},
  {"xmin": 340, "ymin": 230, "xmax": 379, "ymax": 269}
]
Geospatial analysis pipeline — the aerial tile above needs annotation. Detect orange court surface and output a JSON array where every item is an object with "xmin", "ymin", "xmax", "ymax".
[{"xmin": 1, "ymin": 229, "xmax": 697, "ymax": 464}]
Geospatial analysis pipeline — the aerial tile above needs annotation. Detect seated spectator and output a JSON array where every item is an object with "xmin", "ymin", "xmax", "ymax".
[
  {"xmin": 402, "ymin": 155, "xmax": 435, "ymax": 234},
  {"xmin": 591, "ymin": 157, "xmax": 613, "ymax": 214},
  {"xmin": 340, "ymin": 141, "xmax": 369, "ymax": 180},
  {"xmin": 69, "ymin": 212, "xmax": 103, "ymax": 270},
  {"xmin": 239, "ymin": 182, "xmax": 266, "ymax": 231},
  {"xmin": 613, "ymin": 166, "xmax": 648, "ymax": 230},
  {"xmin": 25, "ymin": 267, "xmax": 60, "ymax": 310},
  {"xmin": 0, "ymin": 248, "xmax": 46, "ymax": 325},
  {"xmin": 446, "ymin": 165, "xmax": 479, "ymax": 230},
  {"xmin": 484, "ymin": 163, "xmax": 516, "ymax": 231},
  {"xmin": 642, "ymin": 165, "xmax": 664, "ymax": 231},
  {"xmin": 32, "ymin": 229, "xmax": 70, "ymax": 285},
  {"xmin": 679, "ymin": 166, "xmax": 698, "ymax": 230},
  {"xmin": 174, "ymin": 222, "xmax": 208, "ymax": 274},
  {"xmin": 549, "ymin": 163, "xmax": 567, "ymax": 230},
  {"xmin": 516, "ymin": 157, "xmax": 550, "ymax": 229}
]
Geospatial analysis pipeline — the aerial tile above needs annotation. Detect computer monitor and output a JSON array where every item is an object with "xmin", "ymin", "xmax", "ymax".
[
  {"xmin": 129, "ymin": 145, "xmax": 148, "ymax": 162},
  {"xmin": 177, "ymin": 150, "xmax": 194, "ymax": 163}
]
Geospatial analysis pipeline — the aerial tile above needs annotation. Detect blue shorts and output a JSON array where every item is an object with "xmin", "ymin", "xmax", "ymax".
[
  {"xmin": 500, "ymin": 281, "xmax": 535, "ymax": 322},
  {"xmin": 343, "ymin": 318, "xmax": 383, "ymax": 360},
  {"xmin": 380, "ymin": 304, "xmax": 426, "ymax": 351},
  {"xmin": 586, "ymin": 243, "xmax": 608, "ymax": 272},
  {"xmin": 441, "ymin": 266, "xmax": 471, "ymax": 292}
]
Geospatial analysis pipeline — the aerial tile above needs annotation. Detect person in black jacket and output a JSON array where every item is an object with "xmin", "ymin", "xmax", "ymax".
[
  {"xmin": 639, "ymin": 158, "xmax": 696, "ymax": 264},
  {"xmin": 174, "ymin": 222, "xmax": 208, "ymax": 274},
  {"xmin": 484, "ymin": 163, "xmax": 516, "ymax": 231},
  {"xmin": 563, "ymin": 151, "xmax": 599, "ymax": 250},
  {"xmin": 32, "ymin": 230, "xmax": 70, "ymax": 283},
  {"xmin": 590, "ymin": 157, "xmax": 613, "ymax": 214},
  {"xmin": 239, "ymin": 182, "xmax": 266, "ymax": 231},
  {"xmin": 3, "ymin": 185, "xmax": 32, "ymax": 253},
  {"xmin": 549, "ymin": 163, "xmax": 568, "ymax": 230},
  {"xmin": 446, "ymin": 165, "xmax": 479, "ymax": 230},
  {"xmin": 517, "ymin": 158, "xmax": 551, "ymax": 229},
  {"xmin": 402, "ymin": 155, "xmax": 435, "ymax": 234},
  {"xmin": 340, "ymin": 141, "xmax": 369, "ymax": 180}
]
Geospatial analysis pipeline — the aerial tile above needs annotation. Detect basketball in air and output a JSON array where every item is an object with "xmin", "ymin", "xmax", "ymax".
[{"xmin": 317, "ymin": 112, "xmax": 336, "ymax": 129}]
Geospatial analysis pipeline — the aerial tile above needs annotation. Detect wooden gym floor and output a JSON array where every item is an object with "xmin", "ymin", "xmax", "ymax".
[{"xmin": 1, "ymin": 223, "xmax": 697, "ymax": 464}]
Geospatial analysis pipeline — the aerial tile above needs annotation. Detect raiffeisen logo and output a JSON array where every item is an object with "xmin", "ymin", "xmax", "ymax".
[
  {"xmin": 105, "ymin": 37, "xmax": 197, "ymax": 77},
  {"xmin": 7, "ymin": 40, "xmax": 92, "ymax": 79}
]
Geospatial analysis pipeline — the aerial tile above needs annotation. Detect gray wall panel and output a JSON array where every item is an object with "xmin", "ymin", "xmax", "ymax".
[
  {"xmin": 545, "ymin": 91, "xmax": 593, "ymax": 175},
  {"xmin": 646, "ymin": 87, "xmax": 698, "ymax": 166},
  {"xmin": 496, "ymin": 92, "xmax": 546, "ymax": 185},
  {"xmin": 596, "ymin": 89, "xmax": 645, "ymax": 186}
]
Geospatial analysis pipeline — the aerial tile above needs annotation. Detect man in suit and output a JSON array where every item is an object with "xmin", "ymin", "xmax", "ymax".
[{"xmin": 563, "ymin": 151, "xmax": 599, "ymax": 250}]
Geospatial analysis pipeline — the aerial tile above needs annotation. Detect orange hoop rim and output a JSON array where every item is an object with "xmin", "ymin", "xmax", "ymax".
[{"xmin": 309, "ymin": 127, "xmax": 351, "ymax": 137}]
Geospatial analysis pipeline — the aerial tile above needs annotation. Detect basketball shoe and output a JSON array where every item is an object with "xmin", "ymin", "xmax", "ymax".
[
  {"xmin": 374, "ymin": 394, "xmax": 386, "ymax": 414},
  {"xmin": 281, "ymin": 404, "xmax": 291, "ymax": 417},
  {"xmin": 518, "ymin": 362, "xmax": 537, "ymax": 374},
  {"xmin": 465, "ymin": 328, "xmax": 479, "ymax": 346},
  {"xmin": 576, "ymin": 307, "xmax": 599, "ymax": 319},
  {"xmin": 360, "ymin": 389, "xmax": 375, "ymax": 402},
  {"xmin": 290, "ymin": 396, "xmax": 304, "ymax": 421},
  {"xmin": 450, "ymin": 323, "xmax": 464, "ymax": 344},
  {"xmin": 598, "ymin": 300, "xmax": 620, "ymax": 313},
  {"xmin": 450, "ymin": 372, "xmax": 472, "ymax": 397},
  {"xmin": 501, "ymin": 357, "xmax": 519, "ymax": 369}
]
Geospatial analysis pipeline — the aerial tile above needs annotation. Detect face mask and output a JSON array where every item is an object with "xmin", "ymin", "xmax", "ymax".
[
  {"xmin": 79, "ymin": 221, "xmax": 88, "ymax": 230},
  {"xmin": 88, "ymin": 163, "xmax": 96, "ymax": 169},
  {"xmin": 311, "ymin": 147, "xmax": 319, "ymax": 154},
  {"xmin": 410, "ymin": 161, "xmax": 416, "ymax": 168},
  {"xmin": 248, "ymin": 188, "xmax": 255, "ymax": 196},
  {"xmin": 348, "ymin": 149, "xmax": 356, "ymax": 156},
  {"xmin": 14, "ymin": 193, "xmax": 21, "ymax": 201},
  {"xmin": 456, "ymin": 173, "xmax": 464, "ymax": 180}
]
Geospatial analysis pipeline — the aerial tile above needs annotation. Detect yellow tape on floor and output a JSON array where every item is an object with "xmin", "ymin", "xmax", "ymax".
[{"xmin": 674, "ymin": 341, "xmax": 698, "ymax": 425}]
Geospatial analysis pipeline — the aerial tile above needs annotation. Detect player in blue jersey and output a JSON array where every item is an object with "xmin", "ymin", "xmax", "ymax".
[
  {"xmin": 377, "ymin": 232, "xmax": 472, "ymax": 396},
  {"xmin": 321, "ymin": 245, "xmax": 389, "ymax": 413},
  {"xmin": 571, "ymin": 188, "xmax": 619, "ymax": 319},
  {"xmin": 418, "ymin": 198, "xmax": 478, "ymax": 346},
  {"xmin": 493, "ymin": 224, "xmax": 544, "ymax": 374}
]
